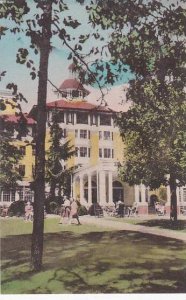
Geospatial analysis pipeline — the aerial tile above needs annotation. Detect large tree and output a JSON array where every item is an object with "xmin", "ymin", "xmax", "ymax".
[
  {"xmin": 87, "ymin": 0, "xmax": 186, "ymax": 221},
  {"xmin": 46, "ymin": 110, "xmax": 76, "ymax": 199},
  {"xmin": 1, "ymin": 0, "xmax": 101, "ymax": 270}
]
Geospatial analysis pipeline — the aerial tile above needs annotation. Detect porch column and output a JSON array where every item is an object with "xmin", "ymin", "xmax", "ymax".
[
  {"xmin": 108, "ymin": 171, "xmax": 113, "ymax": 205},
  {"xmin": 134, "ymin": 185, "xmax": 140, "ymax": 203},
  {"xmin": 99, "ymin": 170, "xmax": 106, "ymax": 205},
  {"xmin": 88, "ymin": 173, "xmax": 92, "ymax": 205},
  {"xmin": 72, "ymin": 176, "xmax": 76, "ymax": 199},
  {"xmin": 141, "ymin": 184, "xmax": 146, "ymax": 203},
  {"xmin": 165, "ymin": 185, "xmax": 171, "ymax": 215},
  {"xmin": 80, "ymin": 175, "xmax": 84, "ymax": 203},
  {"xmin": 137, "ymin": 184, "xmax": 148, "ymax": 215},
  {"xmin": 15, "ymin": 190, "xmax": 19, "ymax": 202}
]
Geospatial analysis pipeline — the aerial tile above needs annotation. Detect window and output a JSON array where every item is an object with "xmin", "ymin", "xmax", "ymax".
[
  {"xmin": 80, "ymin": 130, "xmax": 87, "ymax": 139},
  {"xmin": 18, "ymin": 188, "xmax": 24, "ymax": 201},
  {"xmin": 72, "ymin": 90, "xmax": 80, "ymax": 98},
  {"xmin": 79, "ymin": 147, "xmax": 88, "ymax": 157},
  {"xmin": 76, "ymin": 112, "xmax": 88, "ymax": 124},
  {"xmin": 88, "ymin": 148, "xmax": 90, "ymax": 157},
  {"xmin": 99, "ymin": 148, "xmax": 102, "ymax": 158},
  {"xmin": 75, "ymin": 129, "xmax": 78, "ymax": 138},
  {"xmin": 99, "ymin": 148, "xmax": 113, "ymax": 158},
  {"xmin": 19, "ymin": 165, "xmax": 25, "ymax": 177},
  {"xmin": 3, "ymin": 191, "xmax": 11, "ymax": 202},
  {"xmin": 100, "ymin": 114, "xmax": 111, "ymax": 126},
  {"xmin": 104, "ymin": 148, "xmax": 111, "ymax": 158},
  {"xmin": 104, "ymin": 131, "xmax": 111, "ymax": 140},
  {"xmin": 25, "ymin": 190, "xmax": 34, "ymax": 202},
  {"xmin": 99, "ymin": 131, "xmax": 102, "ymax": 140},
  {"xmin": 56, "ymin": 111, "xmax": 64, "ymax": 123},
  {"xmin": 20, "ymin": 146, "xmax": 26, "ymax": 155},
  {"xmin": 183, "ymin": 188, "xmax": 186, "ymax": 202}
]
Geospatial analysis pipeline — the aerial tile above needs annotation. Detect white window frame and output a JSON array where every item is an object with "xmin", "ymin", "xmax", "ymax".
[
  {"xmin": 79, "ymin": 147, "xmax": 88, "ymax": 157},
  {"xmin": 80, "ymin": 130, "xmax": 87, "ymax": 139}
]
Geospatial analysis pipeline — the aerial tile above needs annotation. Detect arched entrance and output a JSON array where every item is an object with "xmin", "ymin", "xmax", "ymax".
[
  {"xmin": 113, "ymin": 181, "xmax": 124, "ymax": 204},
  {"xmin": 84, "ymin": 181, "xmax": 97, "ymax": 203}
]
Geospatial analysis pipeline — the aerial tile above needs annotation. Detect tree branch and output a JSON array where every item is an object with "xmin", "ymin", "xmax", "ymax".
[{"xmin": 53, "ymin": 22, "xmax": 107, "ymax": 105}]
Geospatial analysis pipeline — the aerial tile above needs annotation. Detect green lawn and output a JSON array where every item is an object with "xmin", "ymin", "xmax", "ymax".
[
  {"xmin": 105, "ymin": 216, "xmax": 186, "ymax": 232},
  {"xmin": 1, "ymin": 217, "xmax": 186, "ymax": 294}
]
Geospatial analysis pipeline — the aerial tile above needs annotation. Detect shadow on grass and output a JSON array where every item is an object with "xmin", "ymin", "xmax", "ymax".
[
  {"xmin": 137, "ymin": 219, "xmax": 186, "ymax": 231},
  {"xmin": 1, "ymin": 230, "xmax": 186, "ymax": 294}
]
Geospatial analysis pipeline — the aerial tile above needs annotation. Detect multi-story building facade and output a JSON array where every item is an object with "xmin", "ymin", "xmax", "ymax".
[
  {"xmin": 1, "ymin": 70, "xmax": 186, "ymax": 214},
  {"xmin": 29, "ymin": 66, "xmax": 186, "ymax": 214},
  {"xmin": 0, "ymin": 90, "xmax": 36, "ymax": 205}
]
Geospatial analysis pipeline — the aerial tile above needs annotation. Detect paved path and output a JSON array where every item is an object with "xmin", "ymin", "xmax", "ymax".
[{"xmin": 80, "ymin": 216, "xmax": 186, "ymax": 242}]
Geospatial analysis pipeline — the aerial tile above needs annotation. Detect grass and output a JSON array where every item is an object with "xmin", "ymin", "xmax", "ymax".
[
  {"xmin": 105, "ymin": 216, "xmax": 186, "ymax": 232},
  {"xmin": 1, "ymin": 217, "xmax": 186, "ymax": 294}
]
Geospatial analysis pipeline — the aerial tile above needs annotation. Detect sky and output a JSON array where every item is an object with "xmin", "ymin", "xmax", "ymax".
[{"xmin": 0, "ymin": 0, "xmax": 133, "ymax": 113}]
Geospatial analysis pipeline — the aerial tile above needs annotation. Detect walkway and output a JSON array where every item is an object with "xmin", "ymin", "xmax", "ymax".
[{"xmin": 80, "ymin": 215, "xmax": 186, "ymax": 242}]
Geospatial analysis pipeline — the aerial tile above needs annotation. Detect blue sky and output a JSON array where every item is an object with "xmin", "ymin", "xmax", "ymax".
[{"xmin": 0, "ymin": 0, "xmax": 133, "ymax": 112}]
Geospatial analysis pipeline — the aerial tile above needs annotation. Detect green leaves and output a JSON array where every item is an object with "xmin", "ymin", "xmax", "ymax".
[
  {"xmin": 16, "ymin": 48, "xmax": 29, "ymax": 64},
  {"xmin": 63, "ymin": 17, "xmax": 81, "ymax": 29},
  {"xmin": 0, "ymin": 26, "xmax": 8, "ymax": 39},
  {"xmin": 0, "ymin": 70, "xmax": 6, "ymax": 81}
]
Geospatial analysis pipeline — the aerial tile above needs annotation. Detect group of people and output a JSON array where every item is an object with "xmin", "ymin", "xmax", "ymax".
[
  {"xmin": 59, "ymin": 196, "xmax": 81, "ymax": 225},
  {"xmin": 114, "ymin": 201, "xmax": 138, "ymax": 217}
]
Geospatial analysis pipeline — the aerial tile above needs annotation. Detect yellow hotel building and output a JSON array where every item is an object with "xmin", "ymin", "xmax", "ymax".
[
  {"xmin": 0, "ymin": 90, "xmax": 36, "ymax": 205},
  {"xmin": 1, "ymin": 70, "xmax": 186, "ymax": 214}
]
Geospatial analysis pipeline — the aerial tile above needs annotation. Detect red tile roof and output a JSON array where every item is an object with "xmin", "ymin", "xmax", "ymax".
[
  {"xmin": 0, "ymin": 113, "xmax": 36, "ymax": 125},
  {"xmin": 46, "ymin": 99, "xmax": 114, "ymax": 113},
  {"xmin": 59, "ymin": 79, "xmax": 89, "ymax": 95}
]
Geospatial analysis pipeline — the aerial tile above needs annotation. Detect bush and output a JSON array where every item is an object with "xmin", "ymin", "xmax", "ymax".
[
  {"xmin": 8, "ymin": 200, "xmax": 25, "ymax": 217},
  {"xmin": 88, "ymin": 203, "xmax": 103, "ymax": 216},
  {"xmin": 78, "ymin": 205, "xmax": 88, "ymax": 216},
  {"xmin": 45, "ymin": 196, "xmax": 63, "ymax": 214},
  {"xmin": 48, "ymin": 201, "xmax": 59, "ymax": 214}
]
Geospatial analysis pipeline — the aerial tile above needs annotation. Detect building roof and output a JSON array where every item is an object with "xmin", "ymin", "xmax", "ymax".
[
  {"xmin": 46, "ymin": 99, "xmax": 114, "ymax": 113},
  {"xmin": 59, "ymin": 79, "xmax": 90, "ymax": 95},
  {"xmin": 0, "ymin": 113, "xmax": 36, "ymax": 125}
]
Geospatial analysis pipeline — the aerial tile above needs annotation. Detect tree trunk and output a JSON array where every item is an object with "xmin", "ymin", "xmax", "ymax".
[
  {"xmin": 31, "ymin": 3, "xmax": 52, "ymax": 271},
  {"xmin": 169, "ymin": 174, "xmax": 178, "ymax": 222},
  {"xmin": 50, "ymin": 178, "xmax": 56, "ymax": 199}
]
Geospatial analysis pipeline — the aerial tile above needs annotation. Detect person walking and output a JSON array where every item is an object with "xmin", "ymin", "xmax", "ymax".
[
  {"xmin": 59, "ymin": 195, "xmax": 71, "ymax": 224},
  {"xmin": 69, "ymin": 198, "xmax": 81, "ymax": 225}
]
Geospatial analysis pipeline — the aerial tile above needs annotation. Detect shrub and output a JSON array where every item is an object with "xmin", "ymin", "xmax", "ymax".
[
  {"xmin": 88, "ymin": 203, "xmax": 103, "ymax": 216},
  {"xmin": 48, "ymin": 201, "xmax": 59, "ymax": 214},
  {"xmin": 78, "ymin": 205, "xmax": 88, "ymax": 216},
  {"xmin": 8, "ymin": 200, "xmax": 25, "ymax": 217},
  {"xmin": 45, "ymin": 196, "xmax": 63, "ymax": 214}
]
